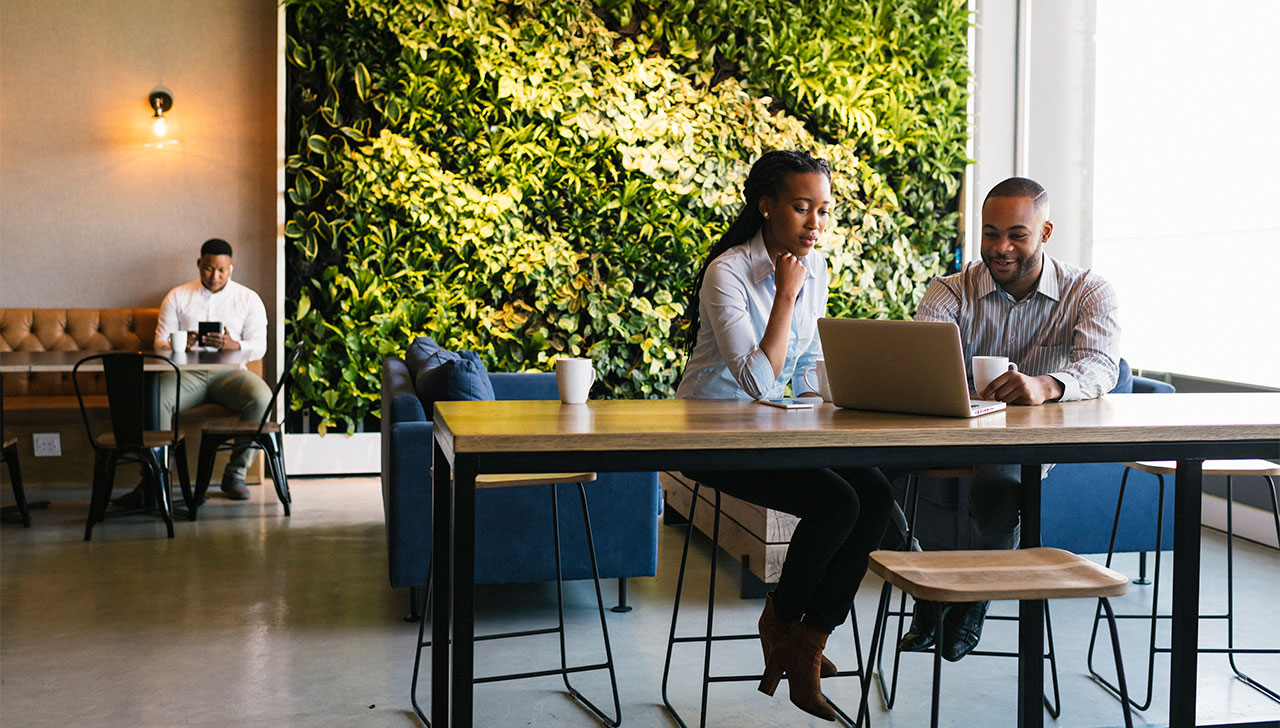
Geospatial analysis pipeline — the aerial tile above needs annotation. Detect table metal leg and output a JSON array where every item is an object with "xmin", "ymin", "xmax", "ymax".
[
  {"xmin": 451, "ymin": 454, "xmax": 478, "ymax": 727},
  {"xmin": 1169, "ymin": 459, "xmax": 1203, "ymax": 728},
  {"xmin": 1018, "ymin": 462, "xmax": 1044, "ymax": 728},
  {"xmin": 431, "ymin": 441, "xmax": 453, "ymax": 727}
]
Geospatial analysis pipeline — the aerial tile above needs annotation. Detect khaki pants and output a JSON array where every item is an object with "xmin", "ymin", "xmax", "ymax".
[{"xmin": 157, "ymin": 369, "xmax": 272, "ymax": 481}]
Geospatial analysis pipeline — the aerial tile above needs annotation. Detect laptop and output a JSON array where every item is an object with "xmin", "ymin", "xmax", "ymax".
[{"xmin": 816, "ymin": 318, "xmax": 1006, "ymax": 418}]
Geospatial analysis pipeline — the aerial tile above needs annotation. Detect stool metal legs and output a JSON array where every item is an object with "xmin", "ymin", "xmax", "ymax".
[
  {"xmin": 662, "ymin": 482, "xmax": 866, "ymax": 728},
  {"xmin": 552, "ymin": 482, "xmax": 622, "ymax": 725},
  {"xmin": 409, "ymin": 481, "xmax": 621, "ymax": 727},
  {"xmin": 1088, "ymin": 469, "xmax": 1280, "ymax": 707},
  {"xmin": 1224, "ymin": 474, "xmax": 1280, "ymax": 701}
]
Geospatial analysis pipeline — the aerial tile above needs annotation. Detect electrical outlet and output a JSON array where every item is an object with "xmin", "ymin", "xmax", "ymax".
[{"xmin": 32, "ymin": 432, "xmax": 62, "ymax": 457}]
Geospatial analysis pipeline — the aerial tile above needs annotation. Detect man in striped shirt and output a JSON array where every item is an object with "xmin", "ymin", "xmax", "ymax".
[{"xmin": 897, "ymin": 177, "xmax": 1121, "ymax": 661}]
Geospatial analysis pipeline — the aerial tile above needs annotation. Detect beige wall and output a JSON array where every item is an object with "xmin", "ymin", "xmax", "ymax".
[{"xmin": 0, "ymin": 0, "xmax": 277, "ymax": 352}]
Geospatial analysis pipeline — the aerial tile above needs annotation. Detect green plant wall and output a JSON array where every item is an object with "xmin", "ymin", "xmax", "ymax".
[{"xmin": 285, "ymin": 0, "xmax": 970, "ymax": 433}]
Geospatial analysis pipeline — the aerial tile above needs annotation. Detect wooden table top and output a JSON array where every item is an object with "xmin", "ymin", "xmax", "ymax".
[
  {"xmin": 0, "ymin": 349, "xmax": 248, "ymax": 372},
  {"xmin": 433, "ymin": 393, "xmax": 1280, "ymax": 455}
]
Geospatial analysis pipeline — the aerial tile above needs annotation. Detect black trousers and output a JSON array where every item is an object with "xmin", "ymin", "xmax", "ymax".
[{"xmin": 683, "ymin": 467, "xmax": 893, "ymax": 634}]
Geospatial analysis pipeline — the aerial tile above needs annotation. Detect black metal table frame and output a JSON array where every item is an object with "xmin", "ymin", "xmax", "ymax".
[{"xmin": 430, "ymin": 437, "xmax": 1276, "ymax": 728}]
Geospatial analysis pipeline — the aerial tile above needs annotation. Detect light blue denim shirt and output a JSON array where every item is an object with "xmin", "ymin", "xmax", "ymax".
[{"xmin": 676, "ymin": 232, "xmax": 828, "ymax": 400}]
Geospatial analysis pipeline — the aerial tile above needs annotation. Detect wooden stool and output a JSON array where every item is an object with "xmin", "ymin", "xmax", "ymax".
[
  {"xmin": 1088, "ymin": 459, "xmax": 1280, "ymax": 707},
  {"xmin": 661, "ymin": 480, "xmax": 866, "ymax": 728},
  {"xmin": 410, "ymin": 472, "xmax": 620, "ymax": 728},
  {"xmin": 875, "ymin": 467, "xmax": 1061, "ymax": 717},
  {"xmin": 860, "ymin": 547, "xmax": 1134, "ymax": 728}
]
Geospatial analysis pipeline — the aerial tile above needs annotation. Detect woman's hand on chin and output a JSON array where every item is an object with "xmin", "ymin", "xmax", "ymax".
[{"xmin": 774, "ymin": 252, "xmax": 806, "ymax": 301}]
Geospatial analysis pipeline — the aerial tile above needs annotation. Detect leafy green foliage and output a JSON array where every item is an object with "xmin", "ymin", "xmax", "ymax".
[{"xmin": 285, "ymin": 0, "xmax": 969, "ymax": 432}]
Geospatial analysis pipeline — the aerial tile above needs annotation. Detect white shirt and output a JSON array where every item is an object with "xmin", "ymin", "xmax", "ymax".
[
  {"xmin": 676, "ymin": 232, "xmax": 828, "ymax": 400},
  {"xmin": 154, "ymin": 279, "xmax": 268, "ymax": 361}
]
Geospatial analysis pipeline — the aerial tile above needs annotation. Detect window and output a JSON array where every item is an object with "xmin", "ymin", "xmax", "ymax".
[{"xmin": 1092, "ymin": 1, "xmax": 1280, "ymax": 387}]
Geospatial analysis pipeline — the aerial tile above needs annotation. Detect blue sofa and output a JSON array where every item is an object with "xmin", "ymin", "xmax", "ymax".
[
  {"xmin": 380, "ymin": 345, "xmax": 660, "ymax": 616},
  {"xmin": 899, "ymin": 359, "xmax": 1178, "ymax": 555}
]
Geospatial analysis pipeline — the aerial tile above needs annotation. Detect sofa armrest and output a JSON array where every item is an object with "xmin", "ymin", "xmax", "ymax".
[
  {"xmin": 488, "ymin": 371, "xmax": 558, "ymax": 401},
  {"xmin": 382, "ymin": 358, "xmax": 424, "ymax": 497},
  {"xmin": 382, "ymin": 358, "xmax": 425, "ymax": 422},
  {"xmin": 383, "ymin": 419, "xmax": 435, "ymax": 589}
]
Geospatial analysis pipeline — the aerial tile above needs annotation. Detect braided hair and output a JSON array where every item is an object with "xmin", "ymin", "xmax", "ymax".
[{"xmin": 680, "ymin": 150, "xmax": 831, "ymax": 363}]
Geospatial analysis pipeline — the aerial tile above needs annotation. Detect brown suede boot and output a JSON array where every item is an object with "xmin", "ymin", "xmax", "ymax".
[
  {"xmin": 758, "ymin": 593, "xmax": 789, "ymax": 666},
  {"xmin": 758, "ymin": 621, "xmax": 837, "ymax": 721},
  {"xmin": 758, "ymin": 594, "xmax": 837, "ymax": 678}
]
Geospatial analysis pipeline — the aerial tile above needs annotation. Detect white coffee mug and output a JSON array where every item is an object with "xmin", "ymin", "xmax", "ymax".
[
  {"xmin": 170, "ymin": 331, "xmax": 188, "ymax": 353},
  {"xmin": 973, "ymin": 355, "xmax": 1018, "ymax": 394},
  {"xmin": 802, "ymin": 359, "xmax": 832, "ymax": 402},
  {"xmin": 555, "ymin": 357, "xmax": 596, "ymax": 404}
]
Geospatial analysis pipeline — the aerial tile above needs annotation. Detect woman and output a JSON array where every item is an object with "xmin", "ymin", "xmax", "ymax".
[{"xmin": 676, "ymin": 150, "xmax": 892, "ymax": 721}]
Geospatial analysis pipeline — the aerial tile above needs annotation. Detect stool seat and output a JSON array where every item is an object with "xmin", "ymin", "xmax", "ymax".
[
  {"xmin": 201, "ymin": 417, "xmax": 282, "ymax": 436},
  {"xmin": 431, "ymin": 469, "xmax": 598, "ymax": 490},
  {"xmin": 1123, "ymin": 459, "xmax": 1280, "ymax": 476},
  {"xmin": 477, "ymin": 472, "xmax": 597, "ymax": 489},
  {"xmin": 95, "ymin": 431, "xmax": 180, "ymax": 449},
  {"xmin": 871, "ymin": 548, "xmax": 1128, "ymax": 602}
]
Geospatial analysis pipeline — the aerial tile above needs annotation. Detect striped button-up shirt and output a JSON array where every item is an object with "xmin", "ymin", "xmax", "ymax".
[{"xmin": 914, "ymin": 254, "xmax": 1120, "ymax": 401}]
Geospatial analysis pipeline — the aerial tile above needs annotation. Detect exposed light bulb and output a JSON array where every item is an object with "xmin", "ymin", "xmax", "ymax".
[{"xmin": 147, "ymin": 87, "xmax": 173, "ymax": 140}]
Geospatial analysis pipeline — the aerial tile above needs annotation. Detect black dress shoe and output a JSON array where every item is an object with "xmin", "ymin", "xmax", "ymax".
[
  {"xmin": 899, "ymin": 599, "xmax": 943, "ymax": 652},
  {"xmin": 941, "ymin": 600, "xmax": 989, "ymax": 662},
  {"xmin": 220, "ymin": 476, "xmax": 251, "ymax": 501}
]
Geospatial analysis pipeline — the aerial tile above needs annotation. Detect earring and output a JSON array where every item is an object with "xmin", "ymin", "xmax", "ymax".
[{"xmin": 764, "ymin": 213, "xmax": 770, "ymax": 219}]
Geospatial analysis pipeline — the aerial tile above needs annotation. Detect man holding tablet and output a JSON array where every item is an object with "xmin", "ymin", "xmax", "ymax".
[
  {"xmin": 897, "ymin": 177, "xmax": 1121, "ymax": 661},
  {"xmin": 150, "ymin": 238, "xmax": 271, "ymax": 501}
]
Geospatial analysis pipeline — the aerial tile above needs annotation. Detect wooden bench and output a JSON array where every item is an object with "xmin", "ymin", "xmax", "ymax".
[{"xmin": 660, "ymin": 470, "xmax": 792, "ymax": 597}]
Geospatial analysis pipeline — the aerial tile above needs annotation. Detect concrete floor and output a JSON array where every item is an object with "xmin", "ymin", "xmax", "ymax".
[{"xmin": 2, "ymin": 476, "xmax": 1277, "ymax": 727}]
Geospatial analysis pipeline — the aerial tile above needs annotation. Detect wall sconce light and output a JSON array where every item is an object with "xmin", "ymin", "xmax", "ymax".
[{"xmin": 149, "ymin": 86, "xmax": 173, "ymax": 137}]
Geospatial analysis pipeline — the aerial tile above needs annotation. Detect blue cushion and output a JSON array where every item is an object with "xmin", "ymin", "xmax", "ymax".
[
  {"xmin": 415, "ymin": 349, "xmax": 495, "ymax": 407},
  {"xmin": 1110, "ymin": 358, "xmax": 1133, "ymax": 394},
  {"xmin": 404, "ymin": 336, "xmax": 457, "ymax": 383}
]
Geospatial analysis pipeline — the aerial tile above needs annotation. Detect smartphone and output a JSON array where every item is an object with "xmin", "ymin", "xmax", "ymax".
[
  {"xmin": 757, "ymin": 398, "xmax": 816, "ymax": 409},
  {"xmin": 198, "ymin": 321, "xmax": 222, "ymax": 339}
]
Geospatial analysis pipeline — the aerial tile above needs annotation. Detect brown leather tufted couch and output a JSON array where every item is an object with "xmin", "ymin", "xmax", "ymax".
[
  {"xmin": 1, "ymin": 307, "xmax": 262, "ymax": 406},
  {"xmin": 1, "ymin": 307, "xmax": 263, "ymax": 487}
]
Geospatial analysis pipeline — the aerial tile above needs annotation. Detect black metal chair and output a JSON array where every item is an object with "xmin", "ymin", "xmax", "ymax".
[
  {"xmin": 2, "ymin": 436, "xmax": 31, "ymax": 527},
  {"xmin": 409, "ymin": 472, "xmax": 621, "ymax": 728},
  {"xmin": 873, "ymin": 467, "xmax": 1062, "ymax": 718},
  {"xmin": 2, "ymin": 375, "xmax": 31, "ymax": 526},
  {"xmin": 73, "ymin": 353, "xmax": 192, "ymax": 540},
  {"xmin": 2, "ymin": 376, "xmax": 43, "ymax": 527},
  {"xmin": 661, "ymin": 479, "xmax": 868, "ymax": 728},
  {"xmin": 192, "ymin": 344, "xmax": 302, "ymax": 518},
  {"xmin": 1087, "ymin": 459, "xmax": 1280, "ymax": 708}
]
